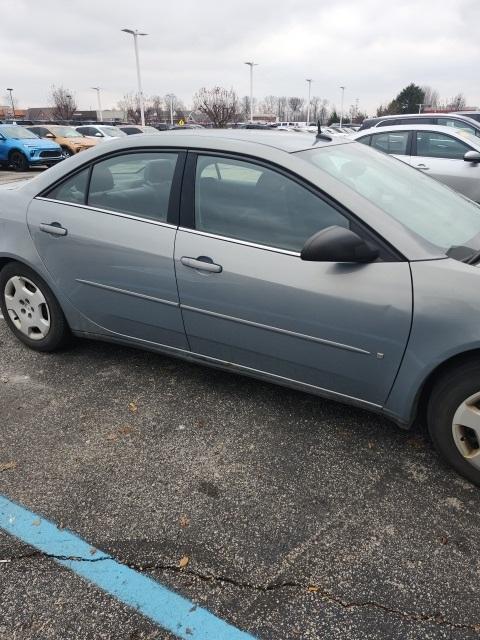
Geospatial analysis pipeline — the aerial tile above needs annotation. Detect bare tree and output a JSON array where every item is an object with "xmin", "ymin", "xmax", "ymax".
[
  {"xmin": 261, "ymin": 95, "xmax": 279, "ymax": 116},
  {"xmin": 240, "ymin": 96, "xmax": 251, "ymax": 121},
  {"xmin": 193, "ymin": 86, "xmax": 238, "ymax": 128},
  {"xmin": 150, "ymin": 95, "xmax": 164, "ymax": 121},
  {"xmin": 277, "ymin": 96, "xmax": 288, "ymax": 120},
  {"xmin": 421, "ymin": 85, "xmax": 440, "ymax": 109},
  {"xmin": 50, "ymin": 85, "xmax": 77, "ymax": 120},
  {"xmin": 448, "ymin": 93, "xmax": 467, "ymax": 110},
  {"xmin": 288, "ymin": 97, "xmax": 304, "ymax": 121}
]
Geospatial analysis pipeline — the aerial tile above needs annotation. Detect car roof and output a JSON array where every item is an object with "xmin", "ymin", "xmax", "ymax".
[
  {"xmin": 137, "ymin": 128, "xmax": 347, "ymax": 152},
  {"xmin": 352, "ymin": 124, "xmax": 480, "ymax": 145},
  {"xmin": 369, "ymin": 112, "xmax": 480, "ymax": 125}
]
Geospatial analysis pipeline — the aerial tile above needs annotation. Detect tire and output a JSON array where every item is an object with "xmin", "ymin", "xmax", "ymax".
[
  {"xmin": 9, "ymin": 150, "xmax": 29, "ymax": 172},
  {"xmin": 0, "ymin": 262, "xmax": 70, "ymax": 352},
  {"xmin": 61, "ymin": 146, "xmax": 73, "ymax": 157},
  {"xmin": 428, "ymin": 360, "xmax": 480, "ymax": 485}
]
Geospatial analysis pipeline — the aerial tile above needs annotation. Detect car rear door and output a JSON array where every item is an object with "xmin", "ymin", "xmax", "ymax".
[
  {"xmin": 174, "ymin": 152, "xmax": 412, "ymax": 407},
  {"xmin": 369, "ymin": 131, "xmax": 412, "ymax": 164},
  {"xmin": 27, "ymin": 149, "xmax": 189, "ymax": 348},
  {"xmin": 412, "ymin": 130, "xmax": 480, "ymax": 201}
]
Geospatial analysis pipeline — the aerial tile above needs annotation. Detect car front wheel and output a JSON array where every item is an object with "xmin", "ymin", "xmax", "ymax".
[
  {"xmin": 9, "ymin": 150, "xmax": 29, "ymax": 172},
  {"xmin": 428, "ymin": 360, "xmax": 480, "ymax": 486},
  {"xmin": 0, "ymin": 262, "xmax": 70, "ymax": 352},
  {"xmin": 62, "ymin": 147, "xmax": 73, "ymax": 157}
]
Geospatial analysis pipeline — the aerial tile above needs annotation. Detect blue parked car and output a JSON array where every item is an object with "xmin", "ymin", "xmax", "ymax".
[{"xmin": 0, "ymin": 124, "xmax": 63, "ymax": 171}]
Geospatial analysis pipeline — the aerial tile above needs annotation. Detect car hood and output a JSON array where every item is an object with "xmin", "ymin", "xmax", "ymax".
[{"xmin": 16, "ymin": 138, "xmax": 61, "ymax": 150}]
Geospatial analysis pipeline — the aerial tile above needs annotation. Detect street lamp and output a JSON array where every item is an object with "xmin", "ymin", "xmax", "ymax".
[
  {"xmin": 306, "ymin": 79, "xmax": 312, "ymax": 125},
  {"xmin": 244, "ymin": 62, "xmax": 258, "ymax": 123},
  {"xmin": 166, "ymin": 94, "xmax": 174, "ymax": 126},
  {"xmin": 92, "ymin": 87, "xmax": 103, "ymax": 122},
  {"xmin": 121, "ymin": 28, "xmax": 148, "ymax": 126},
  {"xmin": 339, "ymin": 86, "xmax": 345, "ymax": 127},
  {"xmin": 6, "ymin": 88, "xmax": 15, "ymax": 119}
]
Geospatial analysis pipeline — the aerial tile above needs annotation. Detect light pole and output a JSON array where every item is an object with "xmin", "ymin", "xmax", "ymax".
[
  {"xmin": 339, "ymin": 86, "xmax": 345, "ymax": 127},
  {"xmin": 92, "ymin": 87, "xmax": 103, "ymax": 122},
  {"xmin": 306, "ymin": 79, "xmax": 312, "ymax": 125},
  {"xmin": 6, "ymin": 88, "xmax": 15, "ymax": 119},
  {"xmin": 417, "ymin": 103, "xmax": 424, "ymax": 114},
  {"xmin": 166, "ymin": 94, "xmax": 174, "ymax": 126},
  {"xmin": 244, "ymin": 61, "xmax": 258, "ymax": 123},
  {"xmin": 121, "ymin": 28, "xmax": 148, "ymax": 126}
]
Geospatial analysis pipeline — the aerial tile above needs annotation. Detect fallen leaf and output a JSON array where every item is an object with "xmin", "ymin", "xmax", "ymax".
[
  {"xmin": 367, "ymin": 441, "xmax": 374, "ymax": 449},
  {"xmin": 0, "ymin": 461, "xmax": 16, "ymax": 472},
  {"xmin": 179, "ymin": 516, "xmax": 190, "ymax": 528},
  {"xmin": 128, "ymin": 401, "xmax": 138, "ymax": 414},
  {"xmin": 179, "ymin": 555, "xmax": 189, "ymax": 569},
  {"xmin": 307, "ymin": 585, "xmax": 319, "ymax": 593},
  {"xmin": 118, "ymin": 425, "xmax": 134, "ymax": 435},
  {"xmin": 439, "ymin": 536, "xmax": 449, "ymax": 545},
  {"xmin": 32, "ymin": 518, "xmax": 41, "ymax": 527}
]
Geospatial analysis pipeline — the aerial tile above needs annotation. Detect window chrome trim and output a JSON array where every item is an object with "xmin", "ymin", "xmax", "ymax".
[
  {"xmin": 178, "ymin": 226, "xmax": 301, "ymax": 257},
  {"xmin": 75, "ymin": 279, "xmax": 179, "ymax": 307},
  {"xmin": 34, "ymin": 196, "xmax": 177, "ymax": 229},
  {"xmin": 181, "ymin": 304, "xmax": 371, "ymax": 355}
]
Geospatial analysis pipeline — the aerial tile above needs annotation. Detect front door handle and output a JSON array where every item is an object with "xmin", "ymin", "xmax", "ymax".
[
  {"xmin": 40, "ymin": 222, "xmax": 68, "ymax": 236},
  {"xmin": 416, "ymin": 164, "xmax": 430, "ymax": 170},
  {"xmin": 180, "ymin": 256, "xmax": 222, "ymax": 273}
]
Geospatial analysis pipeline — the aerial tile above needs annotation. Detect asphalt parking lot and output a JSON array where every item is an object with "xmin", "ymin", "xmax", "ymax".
[{"xmin": 2, "ymin": 167, "xmax": 480, "ymax": 640}]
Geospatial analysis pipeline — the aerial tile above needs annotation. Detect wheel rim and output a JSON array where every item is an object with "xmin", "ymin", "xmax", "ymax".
[
  {"xmin": 4, "ymin": 275, "xmax": 51, "ymax": 340},
  {"xmin": 63, "ymin": 148, "xmax": 72, "ymax": 157},
  {"xmin": 452, "ymin": 391, "xmax": 480, "ymax": 469}
]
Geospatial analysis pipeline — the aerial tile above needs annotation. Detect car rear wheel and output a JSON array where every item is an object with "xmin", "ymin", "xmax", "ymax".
[
  {"xmin": 0, "ymin": 262, "xmax": 70, "ymax": 352},
  {"xmin": 62, "ymin": 146, "xmax": 73, "ymax": 157},
  {"xmin": 427, "ymin": 360, "xmax": 480, "ymax": 486},
  {"xmin": 9, "ymin": 151, "xmax": 28, "ymax": 172}
]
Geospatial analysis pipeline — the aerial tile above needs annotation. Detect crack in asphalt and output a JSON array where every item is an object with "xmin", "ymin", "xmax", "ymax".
[{"xmin": 2, "ymin": 550, "xmax": 480, "ymax": 633}]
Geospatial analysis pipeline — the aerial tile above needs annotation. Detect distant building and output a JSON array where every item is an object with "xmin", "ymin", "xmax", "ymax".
[{"xmin": 26, "ymin": 107, "xmax": 56, "ymax": 121}]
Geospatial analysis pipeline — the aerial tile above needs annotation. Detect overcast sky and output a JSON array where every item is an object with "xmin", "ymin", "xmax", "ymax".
[{"xmin": 1, "ymin": 0, "xmax": 478, "ymax": 116}]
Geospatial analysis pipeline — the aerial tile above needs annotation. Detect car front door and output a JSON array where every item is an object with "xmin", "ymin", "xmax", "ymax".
[
  {"xmin": 412, "ymin": 130, "xmax": 480, "ymax": 201},
  {"xmin": 174, "ymin": 153, "xmax": 412, "ymax": 407},
  {"xmin": 27, "ymin": 149, "xmax": 189, "ymax": 348}
]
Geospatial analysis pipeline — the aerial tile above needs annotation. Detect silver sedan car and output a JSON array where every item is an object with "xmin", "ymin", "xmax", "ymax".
[
  {"xmin": 352, "ymin": 124, "xmax": 480, "ymax": 201},
  {"xmin": 2, "ymin": 130, "xmax": 480, "ymax": 484}
]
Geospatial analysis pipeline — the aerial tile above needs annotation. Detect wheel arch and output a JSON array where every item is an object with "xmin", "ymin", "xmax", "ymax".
[{"xmin": 412, "ymin": 349, "xmax": 480, "ymax": 428}]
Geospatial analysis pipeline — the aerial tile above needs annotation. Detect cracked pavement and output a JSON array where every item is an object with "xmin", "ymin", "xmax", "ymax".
[{"xmin": 2, "ymin": 297, "xmax": 480, "ymax": 638}]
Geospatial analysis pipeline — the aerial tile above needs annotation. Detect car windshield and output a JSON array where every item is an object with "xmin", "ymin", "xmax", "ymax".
[
  {"xmin": 0, "ymin": 125, "xmax": 38, "ymax": 139},
  {"xmin": 298, "ymin": 142, "xmax": 480, "ymax": 259},
  {"xmin": 100, "ymin": 126, "xmax": 127, "ymax": 137},
  {"xmin": 51, "ymin": 126, "xmax": 83, "ymax": 138}
]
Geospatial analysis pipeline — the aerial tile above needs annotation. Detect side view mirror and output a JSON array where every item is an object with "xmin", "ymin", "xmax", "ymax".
[
  {"xmin": 301, "ymin": 226, "xmax": 379, "ymax": 263},
  {"xmin": 45, "ymin": 132, "xmax": 55, "ymax": 139},
  {"xmin": 464, "ymin": 150, "xmax": 480, "ymax": 164}
]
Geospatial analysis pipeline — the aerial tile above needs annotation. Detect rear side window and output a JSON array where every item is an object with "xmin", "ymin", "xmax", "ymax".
[
  {"xmin": 436, "ymin": 118, "xmax": 476, "ymax": 135},
  {"xmin": 87, "ymin": 152, "xmax": 178, "ymax": 221},
  {"xmin": 415, "ymin": 131, "xmax": 471, "ymax": 159},
  {"xmin": 377, "ymin": 119, "xmax": 398, "ymax": 127},
  {"xmin": 45, "ymin": 168, "xmax": 89, "ymax": 204},
  {"xmin": 195, "ymin": 155, "xmax": 349, "ymax": 252},
  {"xmin": 371, "ymin": 132, "xmax": 409, "ymax": 155},
  {"xmin": 357, "ymin": 135, "xmax": 371, "ymax": 146}
]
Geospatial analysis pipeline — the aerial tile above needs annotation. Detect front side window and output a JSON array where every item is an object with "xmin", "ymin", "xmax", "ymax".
[
  {"xmin": 415, "ymin": 131, "xmax": 471, "ymax": 159},
  {"xmin": 195, "ymin": 155, "xmax": 349, "ymax": 252},
  {"xmin": 45, "ymin": 168, "xmax": 89, "ymax": 204},
  {"xmin": 87, "ymin": 152, "xmax": 178, "ymax": 221},
  {"xmin": 436, "ymin": 118, "xmax": 476, "ymax": 135},
  {"xmin": 371, "ymin": 132, "xmax": 409, "ymax": 155}
]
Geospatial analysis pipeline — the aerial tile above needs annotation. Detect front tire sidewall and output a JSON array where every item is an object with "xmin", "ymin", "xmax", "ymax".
[
  {"xmin": 0, "ymin": 262, "xmax": 69, "ymax": 352},
  {"xmin": 428, "ymin": 363, "xmax": 480, "ymax": 486}
]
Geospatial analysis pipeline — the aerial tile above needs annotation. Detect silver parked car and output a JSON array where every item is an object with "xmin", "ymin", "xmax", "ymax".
[
  {"xmin": 3, "ymin": 130, "xmax": 480, "ymax": 484},
  {"xmin": 352, "ymin": 125, "xmax": 480, "ymax": 201}
]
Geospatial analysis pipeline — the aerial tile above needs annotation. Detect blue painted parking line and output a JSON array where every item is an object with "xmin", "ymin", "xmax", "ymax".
[{"xmin": 0, "ymin": 495, "xmax": 257, "ymax": 640}]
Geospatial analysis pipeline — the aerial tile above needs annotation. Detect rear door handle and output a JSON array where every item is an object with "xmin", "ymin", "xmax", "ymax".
[
  {"xmin": 40, "ymin": 222, "xmax": 68, "ymax": 236},
  {"xmin": 180, "ymin": 256, "xmax": 222, "ymax": 273}
]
